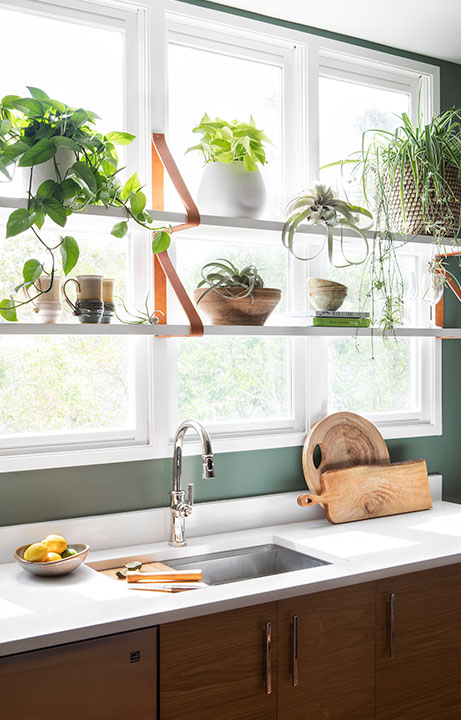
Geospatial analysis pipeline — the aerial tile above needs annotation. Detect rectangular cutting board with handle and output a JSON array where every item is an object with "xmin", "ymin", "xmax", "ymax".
[{"xmin": 297, "ymin": 459, "xmax": 431, "ymax": 524}]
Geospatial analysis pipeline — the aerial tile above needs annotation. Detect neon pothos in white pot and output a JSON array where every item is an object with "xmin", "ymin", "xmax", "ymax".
[
  {"xmin": 282, "ymin": 182, "xmax": 373, "ymax": 267},
  {"xmin": 186, "ymin": 114, "xmax": 271, "ymax": 218}
]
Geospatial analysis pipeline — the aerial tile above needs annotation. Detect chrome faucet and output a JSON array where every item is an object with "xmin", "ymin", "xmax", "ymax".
[{"xmin": 169, "ymin": 420, "xmax": 215, "ymax": 547}]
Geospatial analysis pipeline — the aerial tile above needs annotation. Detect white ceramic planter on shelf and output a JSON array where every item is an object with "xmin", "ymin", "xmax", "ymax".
[
  {"xmin": 197, "ymin": 161, "xmax": 267, "ymax": 218},
  {"xmin": 22, "ymin": 148, "xmax": 75, "ymax": 195}
]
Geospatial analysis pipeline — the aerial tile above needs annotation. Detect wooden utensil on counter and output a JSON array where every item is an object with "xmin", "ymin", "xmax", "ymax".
[
  {"xmin": 126, "ymin": 569, "xmax": 203, "ymax": 584},
  {"xmin": 302, "ymin": 411, "xmax": 390, "ymax": 494},
  {"xmin": 297, "ymin": 459, "xmax": 431, "ymax": 524}
]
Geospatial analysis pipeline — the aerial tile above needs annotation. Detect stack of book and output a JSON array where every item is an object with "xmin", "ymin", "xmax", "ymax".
[{"xmin": 288, "ymin": 310, "xmax": 371, "ymax": 327}]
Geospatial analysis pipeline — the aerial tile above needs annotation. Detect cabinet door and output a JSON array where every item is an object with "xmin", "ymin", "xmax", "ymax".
[
  {"xmin": 0, "ymin": 628, "xmax": 157, "ymax": 720},
  {"xmin": 160, "ymin": 603, "xmax": 277, "ymax": 720},
  {"xmin": 278, "ymin": 583, "xmax": 375, "ymax": 720},
  {"xmin": 376, "ymin": 564, "xmax": 461, "ymax": 720}
]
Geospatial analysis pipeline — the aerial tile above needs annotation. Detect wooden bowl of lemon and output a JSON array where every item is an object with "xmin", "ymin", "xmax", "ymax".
[{"xmin": 14, "ymin": 534, "xmax": 89, "ymax": 577}]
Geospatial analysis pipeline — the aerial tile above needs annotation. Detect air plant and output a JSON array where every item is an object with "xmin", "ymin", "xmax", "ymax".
[
  {"xmin": 195, "ymin": 258, "xmax": 265, "ymax": 303},
  {"xmin": 282, "ymin": 182, "xmax": 373, "ymax": 267},
  {"xmin": 115, "ymin": 294, "xmax": 164, "ymax": 325}
]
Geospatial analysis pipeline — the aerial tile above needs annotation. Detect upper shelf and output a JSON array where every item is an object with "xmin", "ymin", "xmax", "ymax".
[
  {"xmin": 0, "ymin": 197, "xmax": 456, "ymax": 244},
  {"xmin": 0, "ymin": 323, "xmax": 458, "ymax": 338}
]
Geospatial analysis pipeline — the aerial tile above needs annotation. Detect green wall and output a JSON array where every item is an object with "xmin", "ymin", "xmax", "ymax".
[{"xmin": 1, "ymin": 3, "xmax": 460, "ymax": 526}]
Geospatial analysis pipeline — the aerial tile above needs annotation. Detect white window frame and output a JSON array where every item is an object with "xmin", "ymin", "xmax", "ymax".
[
  {"xmin": 0, "ymin": 0, "xmax": 443, "ymax": 471},
  {"xmin": 0, "ymin": 0, "xmax": 157, "ymax": 472}
]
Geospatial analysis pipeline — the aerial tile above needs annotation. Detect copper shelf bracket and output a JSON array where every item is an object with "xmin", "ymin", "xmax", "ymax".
[{"xmin": 151, "ymin": 132, "xmax": 203, "ymax": 337}]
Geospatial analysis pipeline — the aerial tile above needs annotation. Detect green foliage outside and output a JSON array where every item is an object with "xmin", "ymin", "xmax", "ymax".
[{"xmin": 0, "ymin": 228, "xmax": 131, "ymax": 435}]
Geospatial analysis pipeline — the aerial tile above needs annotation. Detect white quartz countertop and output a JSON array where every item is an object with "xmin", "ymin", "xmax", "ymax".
[{"xmin": 1, "ymin": 495, "xmax": 461, "ymax": 658}]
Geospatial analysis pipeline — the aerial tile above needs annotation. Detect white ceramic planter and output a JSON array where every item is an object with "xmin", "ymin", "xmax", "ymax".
[
  {"xmin": 22, "ymin": 147, "xmax": 75, "ymax": 195},
  {"xmin": 197, "ymin": 161, "xmax": 267, "ymax": 218}
]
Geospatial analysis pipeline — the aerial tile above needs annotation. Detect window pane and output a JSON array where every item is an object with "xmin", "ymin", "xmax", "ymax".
[
  {"xmin": 319, "ymin": 76, "xmax": 409, "ymax": 205},
  {"xmin": 0, "ymin": 336, "xmax": 134, "ymax": 438},
  {"xmin": 168, "ymin": 42, "xmax": 283, "ymax": 218},
  {"xmin": 0, "ymin": 226, "xmax": 135, "ymax": 442},
  {"xmin": 177, "ymin": 336, "xmax": 291, "ymax": 424},
  {"xmin": 0, "ymin": 5, "xmax": 124, "ymax": 198},
  {"xmin": 173, "ymin": 233, "xmax": 292, "ymax": 426},
  {"xmin": 327, "ymin": 336, "xmax": 417, "ymax": 415},
  {"xmin": 325, "ymin": 252, "xmax": 420, "ymax": 416}
]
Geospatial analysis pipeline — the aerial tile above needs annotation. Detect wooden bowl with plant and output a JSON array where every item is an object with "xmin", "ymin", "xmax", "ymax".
[{"xmin": 193, "ymin": 259, "xmax": 281, "ymax": 326}]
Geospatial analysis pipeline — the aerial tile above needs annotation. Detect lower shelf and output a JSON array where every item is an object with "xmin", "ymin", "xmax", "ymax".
[{"xmin": 0, "ymin": 323, "xmax": 459, "ymax": 337}]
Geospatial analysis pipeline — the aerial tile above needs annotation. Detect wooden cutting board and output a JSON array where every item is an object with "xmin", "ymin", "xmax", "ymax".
[
  {"xmin": 302, "ymin": 412, "xmax": 390, "ymax": 495},
  {"xmin": 297, "ymin": 459, "xmax": 431, "ymax": 524},
  {"xmin": 100, "ymin": 561, "xmax": 171, "ymax": 582}
]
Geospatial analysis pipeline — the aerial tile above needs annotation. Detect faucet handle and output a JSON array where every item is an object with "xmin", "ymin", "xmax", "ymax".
[{"xmin": 187, "ymin": 483, "xmax": 194, "ymax": 508}]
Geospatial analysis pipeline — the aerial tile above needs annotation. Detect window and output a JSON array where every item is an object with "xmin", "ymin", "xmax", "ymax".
[
  {"xmin": 0, "ymin": 0, "xmax": 151, "ymax": 470},
  {"xmin": 0, "ymin": 0, "xmax": 441, "ymax": 470}
]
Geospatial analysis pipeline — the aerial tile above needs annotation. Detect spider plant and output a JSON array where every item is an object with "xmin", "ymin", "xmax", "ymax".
[
  {"xmin": 195, "ymin": 258, "xmax": 265, "ymax": 303},
  {"xmin": 282, "ymin": 182, "xmax": 373, "ymax": 267},
  {"xmin": 342, "ymin": 104, "xmax": 461, "ymax": 239}
]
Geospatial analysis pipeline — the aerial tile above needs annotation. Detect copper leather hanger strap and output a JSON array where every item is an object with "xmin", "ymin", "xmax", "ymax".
[{"xmin": 151, "ymin": 133, "xmax": 203, "ymax": 337}]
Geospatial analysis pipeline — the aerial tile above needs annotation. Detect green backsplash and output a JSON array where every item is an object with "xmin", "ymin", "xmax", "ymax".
[{"xmin": 1, "ymin": 3, "xmax": 460, "ymax": 526}]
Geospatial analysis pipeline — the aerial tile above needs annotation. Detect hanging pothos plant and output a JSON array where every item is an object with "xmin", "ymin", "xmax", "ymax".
[{"xmin": 0, "ymin": 86, "xmax": 171, "ymax": 321}]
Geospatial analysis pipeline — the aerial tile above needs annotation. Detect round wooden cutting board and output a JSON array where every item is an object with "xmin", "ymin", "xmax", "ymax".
[{"xmin": 302, "ymin": 411, "xmax": 390, "ymax": 495}]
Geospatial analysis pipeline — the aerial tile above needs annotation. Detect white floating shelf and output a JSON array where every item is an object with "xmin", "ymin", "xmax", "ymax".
[
  {"xmin": 0, "ymin": 323, "xmax": 459, "ymax": 338},
  {"xmin": 0, "ymin": 197, "xmax": 456, "ymax": 244}
]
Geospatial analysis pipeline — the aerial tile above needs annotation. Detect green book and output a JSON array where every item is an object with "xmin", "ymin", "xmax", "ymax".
[{"xmin": 311, "ymin": 317, "xmax": 371, "ymax": 327}]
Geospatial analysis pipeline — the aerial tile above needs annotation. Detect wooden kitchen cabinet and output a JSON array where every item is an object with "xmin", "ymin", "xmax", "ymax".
[
  {"xmin": 277, "ymin": 583, "xmax": 376, "ymax": 720},
  {"xmin": 0, "ymin": 628, "xmax": 157, "ymax": 720},
  {"xmin": 376, "ymin": 564, "xmax": 461, "ymax": 719},
  {"xmin": 159, "ymin": 602, "xmax": 277, "ymax": 720}
]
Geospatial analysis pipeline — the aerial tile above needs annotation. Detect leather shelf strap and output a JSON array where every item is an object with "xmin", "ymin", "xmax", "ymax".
[{"xmin": 151, "ymin": 133, "xmax": 203, "ymax": 337}]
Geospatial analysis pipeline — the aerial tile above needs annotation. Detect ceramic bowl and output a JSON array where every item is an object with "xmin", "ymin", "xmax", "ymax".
[
  {"xmin": 14, "ymin": 543, "xmax": 89, "ymax": 577},
  {"xmin": 194, "ymin": 287, "xmax": 281, "ymax": 326},
  {"xmin": 307, "ymin": 278, "xmax": 348, "ymax": 291},
  {"xmin": 308, "ymin": 278, "xmax": 348, "ymax": 311}
]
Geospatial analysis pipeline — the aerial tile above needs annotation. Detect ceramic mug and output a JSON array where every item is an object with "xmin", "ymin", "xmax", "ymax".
[
  {"xmin": 101, "ymin": 278, "xmax": 115, "ymax": 324},
  {"xmin": 62, "ymin": 275, "xmax": 104, "ymax": 324},
  {"xmin": 24, "ymin": 275, "xmax": 63, "ymax": 323}
]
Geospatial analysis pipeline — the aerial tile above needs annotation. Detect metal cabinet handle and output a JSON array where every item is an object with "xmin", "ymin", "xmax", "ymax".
[
  {"xmin": 388, "ymin": 593, "xmax": 396, "ymax": 659},
  {"xmin": 292, "ymin": 615, "xmax": 299, "ymax": 687},
  {"xmin": 266, "ymin": 621, "xmax": 272, "ymax": 695}
]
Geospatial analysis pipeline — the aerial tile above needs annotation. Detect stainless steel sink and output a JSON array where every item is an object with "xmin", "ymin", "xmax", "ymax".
[{"xmin": 163, "ymin": 543, "xmax": 329, "ymax": 585}]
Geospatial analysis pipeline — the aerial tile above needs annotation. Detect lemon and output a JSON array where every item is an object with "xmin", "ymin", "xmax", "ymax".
[
  {"xmin": 45, "ymin": 552, "xmax": 62, "ymax": 562},
  {"xmin": 61, "ymin": 548, "xmax": 77, "ymax": 559},
  {"xmin": 42, "ymin": 534, "xmax": 67, "ymax": 554},
  {"xmin": 24, "ymin": 542, "xmax": 48, "ymax": 563}
]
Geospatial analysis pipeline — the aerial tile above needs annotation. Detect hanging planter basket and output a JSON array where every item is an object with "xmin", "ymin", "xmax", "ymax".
[{"xmin": 386, "ymin": 162, "xmax": 461, "ymax": 236}]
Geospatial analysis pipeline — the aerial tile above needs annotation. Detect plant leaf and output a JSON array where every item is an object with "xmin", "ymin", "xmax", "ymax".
[
  {"xmin": 106, "ymin": 131, "xmax": 135, "ymax": 145},
  {"xmin": 111, "ymin": 221, "xmax": 128, "ymax": 238},
  {"xmin": 120, "ymin": 172, "xmax": 141, "ymax": 201},
  {"xmin": 11, "ymin": 98, "xmax": 44, "ymax": 116},
  {"xmin": 70, "ymin": 161, "xmax": 98, "ymax": 193},
  {"xmin": 22, "ymin": 258, "xmax": 43, "ymax": 285},
  {"xmin": 0, "ymin": 298, "xmax": 17, "ymax": 322},
  {"xmin": 51, "ymin": 136, "xmax": 80, "ymax": 151},
  {"xmin": 18, "ymin": 138, "xmax": 56, "ymax": 167},
  {"xmin": 43, "ymin": 198, "xmax": 67, "ymax": 226},
  {"xmin": 152, "ymin": 229, "xmax": 171, "ymax": 253},
  {"xmin": 6, "ymin": 208, "xmax": 34, "ymax": 237},
  {"xmin": 26, "ymin": 86, "xmax": 49, "ymax": 100},
  {"xmin": 36, "ymin": 179, "xmax": 58, "ymax": 198},
  {"xmin": 59, "ymin": 236, "xmax": 79, "ymax": 275},
  {"xmin": 130, "ymin": 191, "xmax": 146, "ymax": 215}
]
